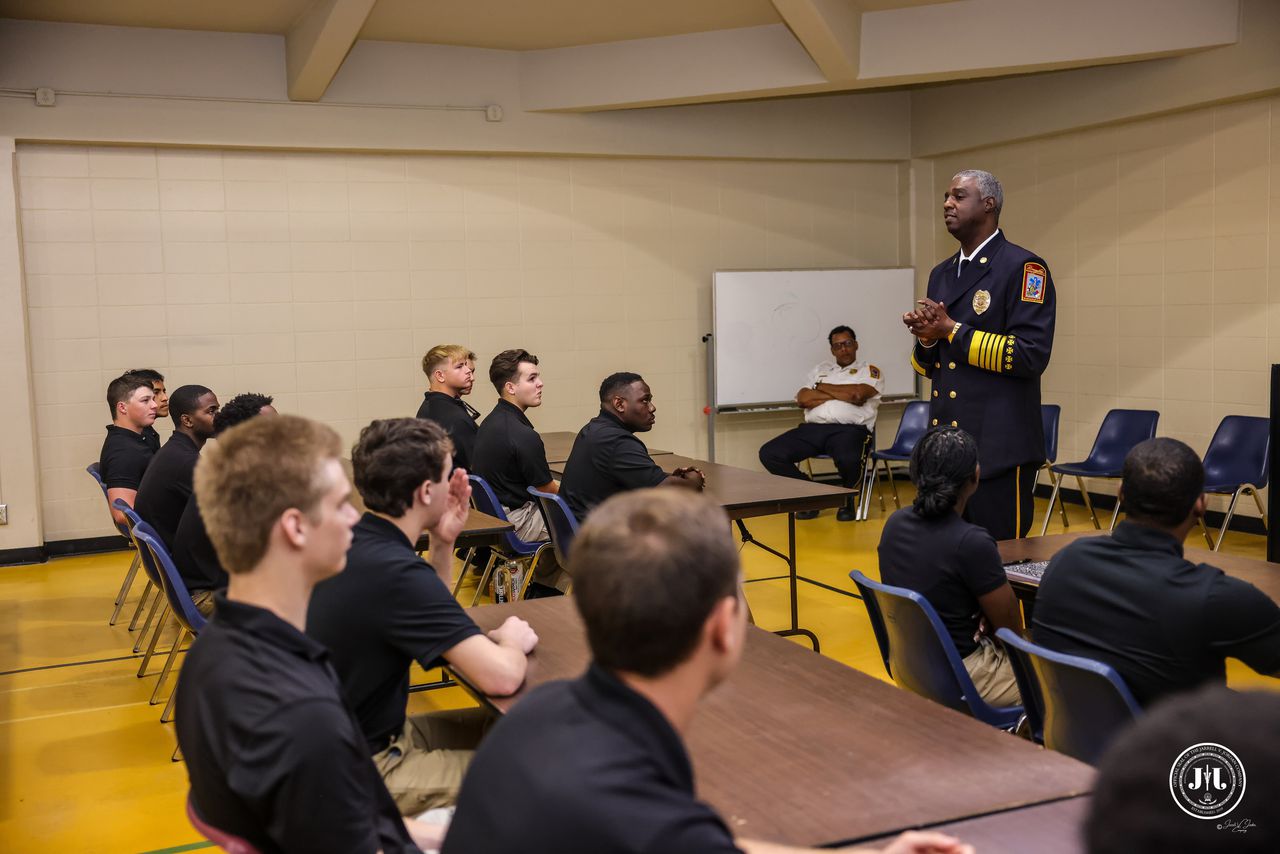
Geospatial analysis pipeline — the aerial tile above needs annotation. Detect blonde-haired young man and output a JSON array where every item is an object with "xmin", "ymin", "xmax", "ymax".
[
  {"xmin": 417, "ymin": 343, "xmax": 481, "ymax": 471},
  {"xmin": 175, "ymin": 415, "xmax": 440, "ymax": 853}
]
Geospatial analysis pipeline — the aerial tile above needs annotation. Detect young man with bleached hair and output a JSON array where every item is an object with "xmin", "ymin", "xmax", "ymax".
[{"xmin": 417, "ymin": 343, "xmax": 481, "ymax": 471}]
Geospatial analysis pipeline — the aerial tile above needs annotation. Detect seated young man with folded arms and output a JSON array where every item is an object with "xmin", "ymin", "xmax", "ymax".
[
  {"xmin": 1033, "ymin": 437, "xmax": 1280, "ymax": 708},
  {"xmin": 175, "ymin": 415, "xmax": 439, "ymax": 853},
  {"xmin": 99, "ymin": 373, "xmax": 160, "ymax": 527},
  {"xmin": 444, "ymin": 489, "xmax": 971, "ymax": 854},
  {"xmin": 308, "ymin": 417, "xmax": 538, "ymax": 815},
  {"xmin": 416, "ymin": 344, "xmax": 481, "ymax": 472},
  {"xmin": 134, "ymin": 384, "xmax": 219, "ymax": 548},
  {"xmin": 559, "ymin": 372, "xmax": 705, "ymax": 521},
  {"xmin": 170, "ymin": 392, "xmax": 276, "ymax": 616}
]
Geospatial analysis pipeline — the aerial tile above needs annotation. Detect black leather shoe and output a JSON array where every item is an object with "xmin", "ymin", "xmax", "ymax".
[
  {"xmin": 836, "ymin": 505, "xmax": 857, "ymax": 522},
  {"xmin": 794, "ymin": 509, "xmax": 820, "ymax": 520}
]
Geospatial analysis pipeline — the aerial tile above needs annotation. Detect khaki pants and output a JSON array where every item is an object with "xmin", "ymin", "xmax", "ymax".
[
  {"xmin": 963, "ymin": 635, "xmax": 1022, "ymax": 708},
  {"xmin": 372, "ymin": 709, "xmax": 490, "ymax": 815},
  {"xmin": 191, "ymin": 589, "xmax": 216, "ymax": 618}
]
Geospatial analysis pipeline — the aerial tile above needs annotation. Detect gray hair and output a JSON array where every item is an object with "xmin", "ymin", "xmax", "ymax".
[{"xmin": 952, "ymin": 169, "xmax": 1003, "ymax": 219}]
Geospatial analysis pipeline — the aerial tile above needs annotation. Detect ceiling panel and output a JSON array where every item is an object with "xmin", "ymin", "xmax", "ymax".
[{"xmin": 0, "ymin": 0, "xmax": 311, "ymax": 34}]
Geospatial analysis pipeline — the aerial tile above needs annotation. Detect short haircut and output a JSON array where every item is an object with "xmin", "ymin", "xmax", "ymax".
[
  {"xmin": 828, "ymin": 325, "xmax": 856, "ymax": 344},
  {"xmin": 106, "ymin": 373, "xmax": 154, "ymax": 420},
  {"xmin": 570, "ymin": 489, "xmax": 739, "ymax": 677},
  {"xmin": 168, "ymin": 384, "xmax": 213, "ymax": 427},
  {"xmin": 352, "ymin": 418, "xmax": 453, "ymax": 517},
  {"xmin": 909, "ymin": 426, "xmax": 979, "ymax": 520},
  {"xmin": 1121, "ymin": 438, "xmax": 1204, "ymax": 528},
  {"xmin": 489, "ymin": 349, "xmax": 539, "ymax": 394},
  {"xmin": 422, "ymin": 344, "xmax": 477, "ymax": 377},
  {"xmin": 213, "ymin": 393, "xmax": 274, "ymax": 435},
  {"xmin": 952, "ymin": 169, "xmax": 1004, "ymax": 219},
  {"xmin": 127, "ymin": 368, "xmax": 165, "ymax": 384},
  {"xmin": 194, "ymin": 415, "xmax": 341, "ymax": 574},
  {"xmin": 1086, "ymin": 687, "xmax": 1280, "ymax": 854},
  {"xmin": 599, "ymin": 372, "xmax": 644, "ymax": 404}
]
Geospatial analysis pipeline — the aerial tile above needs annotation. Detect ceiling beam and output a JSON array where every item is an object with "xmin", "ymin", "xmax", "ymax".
[
  {"xmin": 771, "ymin": 0, "xmax": 863, "ymax": 83},
  {"xmin": 285, "ymin": 0, "xmax": 378, "ymax": 101}
]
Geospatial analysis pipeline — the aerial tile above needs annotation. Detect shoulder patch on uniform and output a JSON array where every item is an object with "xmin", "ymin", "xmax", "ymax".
[
  {"xmin": 868, "ymin": 365, "xmax": 881, "ymax": 379},
  {"xmin": 1021, "ymin": 261, "xmax": 1046, "ymax": 303}
]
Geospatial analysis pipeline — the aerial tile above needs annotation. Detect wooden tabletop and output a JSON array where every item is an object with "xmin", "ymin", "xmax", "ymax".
[
  {"xmin": 1000, "ymin": 532, "xmax": 1280, "ymax": 603},
  {"xmin": 540, "ymin": 429, "xmax": 671, "ymax": 464},
  {"xmin": 860, "ymin": 796, "xmax": 1089, "ymax": 854},
  {"xmin": 463, "ymin": 598, "xmax": 1094, "ymax": 847}
]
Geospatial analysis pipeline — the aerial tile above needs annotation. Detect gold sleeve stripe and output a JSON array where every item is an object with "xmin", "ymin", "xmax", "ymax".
[
  {"xmin": 910, "ymin": 350, "xmax": 927, "ymax": 377},
  {"xmin": 969, "ymin": 330, "xmax": 1010, "ymax": 373}
]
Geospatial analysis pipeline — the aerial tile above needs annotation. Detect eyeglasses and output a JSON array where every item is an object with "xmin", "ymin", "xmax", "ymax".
[{"xmin": 830, "ymin": 340, "xmax": 856, "ymax": 350}]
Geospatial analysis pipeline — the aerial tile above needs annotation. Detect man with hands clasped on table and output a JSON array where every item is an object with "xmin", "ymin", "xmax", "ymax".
[{"xmin": 904, "ymin": 169, "xmax": 1056, "ymax": 540}]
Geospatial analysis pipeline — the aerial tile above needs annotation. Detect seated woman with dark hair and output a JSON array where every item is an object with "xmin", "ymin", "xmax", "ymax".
[{"xmin": 876, "ymin": 426, "xmax": 1023, "ymax": 706}]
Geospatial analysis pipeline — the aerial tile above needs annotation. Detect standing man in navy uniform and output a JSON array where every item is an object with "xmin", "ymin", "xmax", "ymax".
[{"xmin": 904, "ymin": 170, "xmax": 1055, "ymax": 540}]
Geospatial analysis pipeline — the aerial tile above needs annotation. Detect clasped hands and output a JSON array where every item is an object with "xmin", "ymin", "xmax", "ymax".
[
  {"xmin": 673, "ymin": 466, "xmax": 707, "ymax": 490},
  {"xmin": 903, "ymin": 298, "xmax": 955, "ymax": 344}
]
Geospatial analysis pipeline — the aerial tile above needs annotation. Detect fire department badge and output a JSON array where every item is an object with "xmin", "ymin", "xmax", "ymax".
[{"xmin": 972, "ymin": 290, "xmax": 991, "ymax": 315}]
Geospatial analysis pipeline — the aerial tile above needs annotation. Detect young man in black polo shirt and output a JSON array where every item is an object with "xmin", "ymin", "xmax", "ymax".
[
  {"xmin": 134, "ymin": 385, "xmax": 218, "ymax": 547},
  {"xmin": 416, "ymin": 343, "xmax": 481, "ymax": 471},
  {"xmin": 1033, "ymin": 438, "xmax": 1280, "ymax": 708},
  {"xmin": 99, "ymin": 373, "xmax": 159, "ymax": 526},
  {"xmin": 559, "ymin": 372, "xmax": 705, "ymax": 521},
  {"xmin": 169, "ymin": 392, "xmax": 275, "ymax": 615},
  {"xmin": 444, "ymin": 489, "xmax": 970, "ymax": 854},
  {"xmin": 176, "ymin": 414, "xmax": 438, "ymax": 853},
  {"xmin": 308, "ymin": 417, "xmax": 538, "ymax": 815}
]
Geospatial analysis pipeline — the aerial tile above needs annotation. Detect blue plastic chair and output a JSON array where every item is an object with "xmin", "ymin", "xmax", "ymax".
[
  {"xmin": 527, "ymin": 486, "xmax": 579, "ymax": 571},
  {"xmin": 1037, "ymin": 405, "xmax": 1069, "ymax": 535},
  {"xmin": 870, "ymin": 401, "xmax": 930, "ymax": 511},
  {"xmin": 114, "ymin": 499, "xmax": 176, "ymax": 672},
  {"xmin": 132, "ymin": 520, "xmax": 208, "ymax": 723},
  {"xmin": 1042, "ymin": 409, "xmax": 1159, "ymax": 532},
  {"xmin": 849, "ymin": 570, "xmax": 1022, "ymax": 730},
  {"xmin": 996, "ymin": 628, "xmax": 1142, "ymax": 765},
  {"xmin": 464, "ymin": 475, "xmax": 550, "ymax": 604},
  {"xmin": 1200, "ymin": 415, "xmax": 1270, "ymax": 551},
  {"xmin": 88, "ymin": 462, "xmax": 148, "ymax": 627}
]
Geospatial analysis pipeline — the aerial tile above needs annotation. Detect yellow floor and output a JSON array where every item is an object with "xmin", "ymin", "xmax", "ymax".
[{"xmin": 2, "ymin": 489, "xmax": 1276, "ymax": 852}]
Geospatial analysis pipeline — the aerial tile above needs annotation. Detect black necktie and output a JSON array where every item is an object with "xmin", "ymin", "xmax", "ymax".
[{"xmin": 958, "ymin": 258, "xmax": 969, "ymax": 278}]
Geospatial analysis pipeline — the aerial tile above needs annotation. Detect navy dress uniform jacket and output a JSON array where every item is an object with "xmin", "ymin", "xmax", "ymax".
[{"xmin": 911, "ymin": 232, "xmax": 1056, "ymax": 478}]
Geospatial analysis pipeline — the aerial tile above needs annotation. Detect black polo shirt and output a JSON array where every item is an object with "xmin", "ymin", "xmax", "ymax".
[
  {"xmin": 99, "ymin": 424, "xmax": 156, "ymax": 490},
  {"xmin": 416, "ymin": 391, "xmax": 479, "ymax": 471},
  {"xmin": 473, "ymin": 399, "xmax": 553, "ymax": 510},
  {"xmin": 1032, "ymin": 522, "xmax": 1280, "ymax": 708},
  {"xmin": 443, "ymin": 664, "xmax": 742, "ymax": 854},
  {"xmin": 143, "ymin": 424, "xmax": 161, "ymax": 454},
  {"xmin": 175, "ymin": 595, "xmax": 417, "ymax": 854},
  {"xmin": 878, "ymin": 507, "xmax": 1008, "ymax": 657},
  {"xmin": 308, "ymin": 513, "xmax": 483, "ymax": 751},
  {"xmin": 559, "ymin": 410, "xmax": 668, "ymax": 521},
  {"xmin": 170, "ymin": 496, "xmax": 227, "ymax": 593},
  {"xmin": 134, "ymin": 431, "xmax": 201, "ymax": 547}
]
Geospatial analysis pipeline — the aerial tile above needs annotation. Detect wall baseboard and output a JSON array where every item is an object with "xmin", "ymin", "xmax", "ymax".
[{"xmin": 0, "ymin": 535, "xmax": 131, "ymax": 567}]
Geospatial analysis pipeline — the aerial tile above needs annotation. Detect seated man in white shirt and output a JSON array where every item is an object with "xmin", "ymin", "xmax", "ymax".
[{"xmin": 759, "ymin": 325, "xmax": 883, "ymax": 521}]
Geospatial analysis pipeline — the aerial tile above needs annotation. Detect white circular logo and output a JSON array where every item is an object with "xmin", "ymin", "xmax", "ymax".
[{"xmin": 1169, "ymin": 742, "xmax": 1246, "ymax": 819}]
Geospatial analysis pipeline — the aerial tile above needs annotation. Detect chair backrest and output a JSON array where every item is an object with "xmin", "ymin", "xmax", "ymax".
[
  {"xmin": 132, "ymin": 520, "xmax": 208, "ymax": 636},
  {"xmin": 1040, "ymin": 404, "xmax": 1061, "ymax": 464},
  {"xmin": 1081, "ymin": 409, "xmax": 1159, "ymax": 472},
  {"xmin": 527, "ymin": 486, "xmax": 579, "ymax": 567},
  {"xmin": 849, "ymin": 570, "xmax": 1021, "ymax": 728},
  {"xmin": 995, "ymin": 628, "xmax": 1141, "ymax": 765},
  {"xmin": 1202, "ymin": 415, "xmax": 1270, "ymax": 491},
  {"xmin": 187, "ymin": 796, "xmax": 262, "ymax": 854},
  {"xmin": 114, "ymin": 500, "xmax": 162, "ymax": 587},
  {"xmin": 885, "ymin": 400, "xmax": 931, "ymax": 456},
  {"xmin": 87, "ymin": 462, "xmax": 133, "ymax": 539},
  {"xmin": 467, "ymin": 475, "xmax": 543, "ymax": 556}
]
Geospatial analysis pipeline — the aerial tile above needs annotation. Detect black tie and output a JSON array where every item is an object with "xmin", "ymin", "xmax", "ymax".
[{"xmin": 958, "ymin": 258, "xmax": 969, "ymax": 278}]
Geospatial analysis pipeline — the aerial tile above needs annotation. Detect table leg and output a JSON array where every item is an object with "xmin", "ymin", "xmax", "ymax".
[{"xmin": 772, "ymin": 513, "xmax": 820, "ymax": 652}]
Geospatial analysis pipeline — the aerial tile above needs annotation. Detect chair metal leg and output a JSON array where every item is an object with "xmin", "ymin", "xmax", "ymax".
[
  {"xmin": 470, "ymin": 552, "xmax": 501, "ymax": 607},
  {"xmin": 885, "ymin": 460, "xmax": 902, "ymax": 509},
  {"xmin": 171, "ymin": 743, "xmax": 183, "ymax": 763},
  {"xmin": 109, "ymin": 551, "xmax": 142, "ymax": 625},
  {"xmin": 1108, "ymin": 495, "xmax": 1123, "ymax": 532},
  {"xmin": 451, "ymin": 547, "xmax": 477, "ymax": 598},
  {"xmin": 858, "ymin": 456, "xmax": 876, "ymax": 521},
  {"xmin": 132, "ymin": 586, "xmax": 161, "ymax": 652},
  {"xmin": 1040, "ymin": 472, "xmax": 1063, "ymax": 537},
  {"xmin": 138, "ymin": 607, "xmax": 172, "ymax": 677},
  {"xmin": 1213, "ymin": 489, "xmax": 1245, "ymax": 552},
  {"xmin": 127, "ymin": 580, "xmax": 155, "ymax": 633},
  {"xmin": 1199, "ymin": 515, "xmax": 1215, "ymax": 549},
  {"xmin": 873, "ymin": 459, "xmax": 887, "ymax": 511},
  {"xmin": 1250, "ymin": 485, "xmax": 1268, "ymax": 530},
  {"xmin": 161, "ymin": 684, "xmax": 177, "ymax": 723},
  {"xmin": 1076, "ymin": 476, "xmax": 1101, "ymax": 529},
  {"xmin": 151, "ymin": 628, "xmax": 188, "ymax": 705}
]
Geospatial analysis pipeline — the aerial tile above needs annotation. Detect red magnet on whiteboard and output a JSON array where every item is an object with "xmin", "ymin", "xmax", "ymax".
[{"xmin": 703, "ymin": 406, "xmax": 711, "ymax": 415}]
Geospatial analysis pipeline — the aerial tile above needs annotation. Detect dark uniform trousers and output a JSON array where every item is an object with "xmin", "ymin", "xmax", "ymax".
[
  {"xmin": 759, "ymin": 423, "xmax": 873, "ymax": 488},
  {"xmin": 913, "ymin": 231, "xmax": 1056, "ymax": 541}
]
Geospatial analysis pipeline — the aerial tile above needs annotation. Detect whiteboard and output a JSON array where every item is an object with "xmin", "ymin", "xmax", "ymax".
[{"xmin": 712, "ymin": 268, "xmax": 917, "ymax": 409}]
